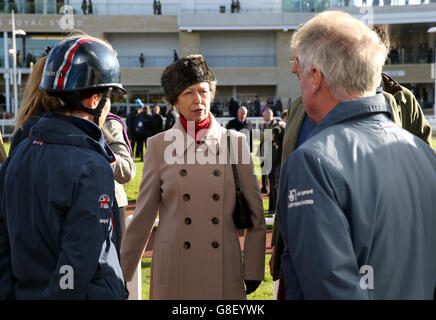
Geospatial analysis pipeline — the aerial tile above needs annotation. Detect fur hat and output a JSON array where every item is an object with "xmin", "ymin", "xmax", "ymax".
[{"xmin": 161, "ymin": 54, "xmax": 215, "ymax": 105}]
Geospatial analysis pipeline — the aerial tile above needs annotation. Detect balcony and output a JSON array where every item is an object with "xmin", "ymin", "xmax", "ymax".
[
  {"xmin": 203, "ymin": 55, "xmax": 276, "ymax": 68},
  {"xmin": 0, "ymin": 0, "xmax": 433, "ymax": 16},
  {"xmin": 118, "ymin": 55, "xmax": 173, "ymax": 68},
  {"xmin": 117, "ymin": 55, "xmax": 276, "ymax": 68}
]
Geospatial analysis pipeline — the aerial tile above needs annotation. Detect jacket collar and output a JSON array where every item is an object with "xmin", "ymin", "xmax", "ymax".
[
  {"xmin": 172, "ymin": 112, "xmax": 224, "ymax": 158},
  {"xmin": 308, "ymin": 93, "xmax": 392, "ymax": 139},
  {"xmin": 29, "ymin": 112, "xmax": 115, "ymax": 163},
  {"xmin": 381, "ymin": 72, "xmax": 407, "ymax": 104}
]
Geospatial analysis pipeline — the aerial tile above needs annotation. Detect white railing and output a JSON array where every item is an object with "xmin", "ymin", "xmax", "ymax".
[{"xmin": 2, "ymin": 115, "xmax": 435, "ymax": 141}]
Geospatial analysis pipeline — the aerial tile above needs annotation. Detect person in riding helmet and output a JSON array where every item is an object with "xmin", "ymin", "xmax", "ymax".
[{"xmin": 0, "ymin": 35, "xmax": 127, "ymax": 299}]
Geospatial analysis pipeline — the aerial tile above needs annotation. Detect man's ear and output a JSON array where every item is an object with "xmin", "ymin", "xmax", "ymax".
[{"xmin": 311, "ymin": 66, "xmax": 323, "ymax": 93}]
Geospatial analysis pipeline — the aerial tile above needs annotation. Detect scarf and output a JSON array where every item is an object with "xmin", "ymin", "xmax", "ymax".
[{"xmin": 179, "ymin": 113, "xmax": 211, "ymax": 143}]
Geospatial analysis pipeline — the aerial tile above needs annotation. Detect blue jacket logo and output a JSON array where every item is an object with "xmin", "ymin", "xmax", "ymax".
[{"xmin": 98, "ymin": 194, "xmax": 111, "ymax": 209}]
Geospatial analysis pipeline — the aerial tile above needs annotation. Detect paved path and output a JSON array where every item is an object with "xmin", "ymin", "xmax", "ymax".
[{"xmin": 125, "ymin": 202, "xmax": 273, "ymax": 258}]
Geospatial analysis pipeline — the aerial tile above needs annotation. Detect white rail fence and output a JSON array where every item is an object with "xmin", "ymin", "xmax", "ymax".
[{"xmin": 2, "ymin": 116, "xmax": 436, "ymax": 139}]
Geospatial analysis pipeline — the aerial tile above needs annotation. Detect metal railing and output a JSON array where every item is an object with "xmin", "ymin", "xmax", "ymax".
[
  {"xmin": 116, "ymin": 55, "xmax": 276, "ymax": 68},
  {"xmin": 204, "ymin": 55, "xmax": 276, "ymax": 68},
  {"xmin": 118, "ymin": 55, "xmax": 173, "ymax": 68},
  {"xmin": 0, "ymin": 0, "xmax": 432, "ymax": 16}
]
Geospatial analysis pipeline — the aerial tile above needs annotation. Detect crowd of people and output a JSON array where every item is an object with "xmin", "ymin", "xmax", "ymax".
[{"xmin": 0, "ymin": 11, "xmax": 435, "ymax": 301}]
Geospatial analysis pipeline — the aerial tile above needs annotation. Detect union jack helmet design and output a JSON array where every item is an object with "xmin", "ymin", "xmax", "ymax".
[{"xmin": 39, "ymin": 37, "xmax": 126, "ymax": 95}]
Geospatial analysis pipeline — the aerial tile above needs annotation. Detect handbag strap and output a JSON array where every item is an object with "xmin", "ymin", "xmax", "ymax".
[{"xmin": 227, "ymin": 131, "xmax": 241, "ymax": 192}]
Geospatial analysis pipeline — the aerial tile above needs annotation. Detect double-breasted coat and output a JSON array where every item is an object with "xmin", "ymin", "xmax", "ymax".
[{"xmin": 121, "ymin": 114, "xmax": 266, "ymax": 300}]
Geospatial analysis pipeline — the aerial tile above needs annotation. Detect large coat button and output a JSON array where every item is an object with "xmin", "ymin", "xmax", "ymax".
[
  {"xmin": 179, "ymin": 169, "xmax": 187, "ymax": 177},
  {"xmin": 212, "ymin": 193, "xmax": 220, "ymax": 201},
  {"xmin": 184, "ymin": 217, "xmax": 192, "ymax": 225},
  {"xmin": 183, "ymin": 194, "xmax": 190, "ymax": 201},
  {"xmin": 211, "ymin": 217, "xmax": 219, "ymax": 225},
  {"xmin": 211, "ymin": 241, "xmax": 219, "ymax": 249},
  {"xmin": 184, "ymin": 241, "xmax": 191, "ymax": 249},
  {"xmin": 213, "ymin": 169, "xmax": 220, "ymax": 177}
]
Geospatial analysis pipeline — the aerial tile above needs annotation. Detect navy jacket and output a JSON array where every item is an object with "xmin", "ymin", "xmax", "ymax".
[
  {"xmin": 278, "ymin": 94, "xmax": 436, "ymax": 299},
  {"xmin": 9, "ymin": 111, "xmax": 45, "ymax": 153},
  {"xmin": 0, "ymin": 113, "xmax": 125, "ymax": 299}
]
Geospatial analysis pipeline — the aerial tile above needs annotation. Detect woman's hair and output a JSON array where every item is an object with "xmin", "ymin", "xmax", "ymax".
[
  {"xmin": 13, "ymin": 56, "xmax": 47, "ymax": 134},
  {"xmin": 290, "ymin": 11, "xmax": 387, "ymax": 100},
  {"xmin": 209, "ymin": 80, "xmax": 217, "ymax": 101}
]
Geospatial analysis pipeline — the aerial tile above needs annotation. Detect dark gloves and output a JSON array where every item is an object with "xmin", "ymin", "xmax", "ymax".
[{"xmin": 244, "ymin": 280, "xmax": 262, "ymax": 295}]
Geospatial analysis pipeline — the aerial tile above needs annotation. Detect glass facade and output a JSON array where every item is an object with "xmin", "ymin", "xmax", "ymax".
[{"xmin": 0, "ymin": 33, "xmax": 61, "ymax": 68}]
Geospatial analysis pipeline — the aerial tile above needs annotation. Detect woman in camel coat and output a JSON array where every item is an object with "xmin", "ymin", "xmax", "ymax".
[{"xmin": 121, "ymin": 55, "xmax": 266, "ymax": 300}]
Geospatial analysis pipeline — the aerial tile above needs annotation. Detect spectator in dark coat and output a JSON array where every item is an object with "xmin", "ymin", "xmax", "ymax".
[
  {"xmin": 226, "ymin": 106, "xmax": 253, "ymax": 152},
  {"xmin": 164, "ymin": 105, "xmax": 178, "ymax": 130},
  {"xmin": 150, "ymin": 106, "xmax": 164, "ymax": 136},
  {"xmin": 253, "ymin": 95, "xmax": 261, "ymax": 117},
  {"xmin": 81, "ymin": 0, "xmax": 87, "ymax": 14},
  {"xmin": 126, "ymin": 99, "xmax": 144, "ymax": 159},
  {"xmin": 228, "ymin": 97, "xmax": 239, "ymax": 117}
]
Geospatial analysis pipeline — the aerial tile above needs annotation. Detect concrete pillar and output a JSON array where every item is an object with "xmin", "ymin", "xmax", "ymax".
[
  {"xmin": 179, "ymin": 31, "xmax": 200, "ymax": 57},
  {"xmin": 125, "ymin": 215, "xmax": 142, "ymax": 300},
  {"xmin": 232, "ymin": 85, "xmax": 237, "ymax": 100}
]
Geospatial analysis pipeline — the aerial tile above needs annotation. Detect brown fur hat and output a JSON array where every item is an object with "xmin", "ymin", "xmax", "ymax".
[{"xmin": 161, "ymin": 54, "xmax": 215, "ymax": 105}]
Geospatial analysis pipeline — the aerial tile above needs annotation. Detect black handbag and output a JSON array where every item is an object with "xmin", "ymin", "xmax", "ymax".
[{"xmin": 227, "ymin": 132, "xmax": 254, "ymax": 230}]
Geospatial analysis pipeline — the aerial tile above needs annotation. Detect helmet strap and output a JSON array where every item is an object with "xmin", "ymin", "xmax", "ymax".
[{"xmin": 92, "ymin": 87, "xmax": 113, "ymax": 125}]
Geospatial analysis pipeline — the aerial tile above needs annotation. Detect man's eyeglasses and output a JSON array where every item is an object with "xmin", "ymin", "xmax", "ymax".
[{"xmin": 288, "ymin": 56, "xmax": 299, "ymax": 66}]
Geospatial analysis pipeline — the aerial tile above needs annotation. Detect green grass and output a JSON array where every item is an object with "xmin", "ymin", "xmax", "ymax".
[
  {"xmin": 141, "ymin": 254, "xmax": 274, "ymax": 300},
  {"xmin": 125, "ymin": 157, "xmax": 144, "ymax": 202}
]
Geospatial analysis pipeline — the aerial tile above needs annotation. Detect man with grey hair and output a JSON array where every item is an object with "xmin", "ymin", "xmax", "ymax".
[{"xmin": 277, "ymin": 11, "xmax": 436, "ymax": 299}]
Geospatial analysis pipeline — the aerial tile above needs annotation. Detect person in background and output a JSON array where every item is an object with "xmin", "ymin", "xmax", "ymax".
[
  {"xmin": 8, "ymin": 0, "xmax": 17, "ymax": 13},
  {"xmin": 164, "ymin": 104, "xmax": 179, "ymax": 130},
  {"xmin": 258, "ymin": 108, "xmax": 281, "ymax": 195},
  {"xmin": 88, "ymin": 0, "xmax": 93, "ymax": 14},
  {"xmin": 280, "ymin": 110, "xmax": 288, "ymax": 125},
  {"xmin": 273, "ymin": 97, "xmax": 283, "ymax": 116},
  {"xmin": 135, "ymin": 105, "xmax": 152, "ymax": 160},
  {"xmin": 156, "ymin": 0, "xmax": 162, "ymax": 14},
  {"xmin": 270, "ymin": 24, "xmax": 433, "ymax": 299},
  {"xmin": 372, "ymin": 26, "xmax": 432, "ymax": 145},
  {"xmin": 228, "ymin": 97, "xmax": 239, "ymax": 117},
  {"xmin": 81, "ymin": 0, "xmax": 87, "ymax": 14},
  {"xmin": 126, "ymin": 99, "xmax": 144, "ymax": 158},
  {"xmin": 0, "ymin": 132, "xmax": 6, "ymax": 165},
  {"xmin": 235, "ymin": 0, "xmax": 241, "ymax": 12},
  {"xmin": 139, "ymin": 53, "xmax": 145, "ymax": 68},
  {"xmin": 150, "ymin": 105, "xmax": 164, "ymax": 137},
  {"xmin": 0, "ymin": 35, "xmax": 126, "ymax": 299},
  {"xmin": 253, "ymin": 95, "xmax": 261, "ymax": 117},
  {"xmin": 103, "ymin": 112, "xmax": 136, "ymax": 243},
  {"xmin": 226, "ymin": 106, "xmax": 253, "ymax": 151},
  {"xmin": 278, "ymin": 11, "xmax": 436, "ymax": 299},
  {"xmin": 121, "ymin": 54, "xmax": 266, "ymax": 299},
  {"xmin": 173, "ymin": 49, "xmax": 179, "ymax": 62}
]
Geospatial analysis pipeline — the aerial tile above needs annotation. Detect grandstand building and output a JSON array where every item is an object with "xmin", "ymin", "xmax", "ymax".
[{"xmin": 0, "ymin": 0, "xmax": 435, "ymax": 119}]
